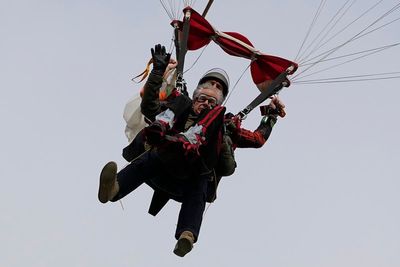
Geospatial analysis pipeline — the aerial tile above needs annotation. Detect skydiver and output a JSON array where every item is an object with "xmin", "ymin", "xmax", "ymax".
[
  {"xmin": 99, "ymin": 44, "xmax": 226, "ymax": 257},
  {"xmin": 98, "ymin": 44, "xmax": 286, "ymax": 257}
]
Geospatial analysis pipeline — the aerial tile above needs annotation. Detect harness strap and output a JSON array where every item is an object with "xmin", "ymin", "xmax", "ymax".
[
  {"xmin": 164, "ymin": 105, "xmax": 225, "ymax": 155},
  {"xmin": 198, "ymin": 105, "xmax": 226, "ymax": 134}
]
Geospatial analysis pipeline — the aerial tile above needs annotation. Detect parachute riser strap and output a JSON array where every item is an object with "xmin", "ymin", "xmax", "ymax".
[
  {"xmin": 163, "ymin": 106, "xmax": 225, "ymax": 151},
  {"xmin": 202, "ymin": 0, "xmax": 214, "ymax": 17},
  {"xmin": 172, "ymin": 21, "xmax": 180, "ymax": 62},
  {"xmin": 170, "ymin": 20, "xmax": 180, "ymax": 59},
  {"xmin": 176, "ymin": 9, "xmax": 192, "ymax": 76},
  {"xmin": 197, "ymin": 105, "xmax": 225, "ymax": 136},
  {"xmin": 237, "ymin": 65, "xmax": 295, "ymax": 120},
  {"xmin": 174, "ymin": 9, "xmax": 191, "ymax": 96},
  {"xmin": 175, "ymin": 73, "xmax": 188, "ymax": 96}
]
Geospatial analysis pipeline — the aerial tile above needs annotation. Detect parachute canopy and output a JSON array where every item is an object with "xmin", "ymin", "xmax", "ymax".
[{"xmin": 176, "ymin": 7, "xmax": 298, "ymax": 88}]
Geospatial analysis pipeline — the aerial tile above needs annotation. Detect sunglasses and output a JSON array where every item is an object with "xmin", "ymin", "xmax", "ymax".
[{"xmin": 196, "ymin": 94, "xmax": 218, "ymax": 106}]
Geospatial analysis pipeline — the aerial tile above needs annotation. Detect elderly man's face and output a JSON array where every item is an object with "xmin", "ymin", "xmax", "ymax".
[{"xmin": 192, "ymin": 87, "xmax": 220, "ymax": 114}]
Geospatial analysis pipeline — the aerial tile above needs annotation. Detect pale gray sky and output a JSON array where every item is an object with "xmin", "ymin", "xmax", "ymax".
[{"xmin": 1, "ymin": 0, "xmax": 399, "ymax": 266}]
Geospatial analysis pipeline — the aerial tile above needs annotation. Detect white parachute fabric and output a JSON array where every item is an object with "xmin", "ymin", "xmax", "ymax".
[
  {"xmin": 124, "ymin": 68, "xmax": 177, "ymax": 142},
  {"xmin": 123, "ymin": 94, "xmax": 146, "ymax": 143}
]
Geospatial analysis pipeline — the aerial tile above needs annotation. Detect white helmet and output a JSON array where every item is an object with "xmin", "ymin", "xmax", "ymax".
[{"xmin": 198, "ymin": 68, "xmax": 230, "ymax": 97}]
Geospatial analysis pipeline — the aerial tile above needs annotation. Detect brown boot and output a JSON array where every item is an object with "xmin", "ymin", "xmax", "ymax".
[
  {"xmin": 98, "ymin": 161, "xmax": 119, "ymax": 203},
  {"xmin": 173, "ymin": 231, "xmax": 195, "ymax": 257}
]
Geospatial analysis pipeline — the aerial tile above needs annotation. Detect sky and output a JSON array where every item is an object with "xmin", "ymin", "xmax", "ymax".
[{"xmin": 1, "ymin": 0, "xmax": 399, "ymax": 266}]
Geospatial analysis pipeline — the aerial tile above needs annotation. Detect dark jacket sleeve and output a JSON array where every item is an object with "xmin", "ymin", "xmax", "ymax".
[
  {"xmin": 140, "ymin": 72, "xmax": 164, "ymax": 121},
  {"xmin": 235, "ymin": 116, "xmax": 277, "ymax": 148}
]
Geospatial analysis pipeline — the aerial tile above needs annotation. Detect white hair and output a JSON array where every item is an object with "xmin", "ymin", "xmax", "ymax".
[{"xmin": 192, "ymin": 81, "xmax": 224, "ymax": 105}]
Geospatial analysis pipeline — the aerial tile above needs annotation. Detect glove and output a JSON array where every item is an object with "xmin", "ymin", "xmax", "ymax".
[
  {"xmin": 151, "ymin": 44, "xmax": 171, "ymax": 76},
  {"xmin": 260, "ymin": 97, "xmax": 286, "ymax": 118},
  {"xmin": 144, "ymin": 120, "xmax": 170, "ymax": 145},
  {"xmin": 224, "ymin": 113, "xmax": 241, "ymax": 141}
]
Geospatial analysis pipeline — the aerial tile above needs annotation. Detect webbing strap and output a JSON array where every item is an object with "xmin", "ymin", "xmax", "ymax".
[
  {"xmin": 237, "ymin": 65, "xmax": 295, "ymax": 119},
  {"xmin": 198, "ymin": 105, "xmax": 225, "ymax": 134},
  {"xmin": 176, "ymin": 9, "xmax": 192, "ymax": 76}
]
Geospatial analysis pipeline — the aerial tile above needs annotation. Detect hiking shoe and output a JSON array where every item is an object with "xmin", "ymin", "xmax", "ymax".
[
  {"xmin": 173, "ymin": 231, "xmax": 194, "ymax": 257},
  {"xmin": 98, "ymin": 161, "xmax": 119, "ymax": 203}
]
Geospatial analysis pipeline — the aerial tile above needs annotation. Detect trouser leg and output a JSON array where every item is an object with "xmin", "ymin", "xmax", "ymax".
[
  {"xmin": 175, "ymin": 177, "xmax": 208, "ymax": 242},
  {"xmin": 111, "ymin": 149, "xmax": 162, "ymax": 201}
]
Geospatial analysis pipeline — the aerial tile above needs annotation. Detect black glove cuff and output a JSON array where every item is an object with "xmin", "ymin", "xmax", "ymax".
[{"xmin": 151, "ymin": 69, "xmax": 165, "ymax": 77}]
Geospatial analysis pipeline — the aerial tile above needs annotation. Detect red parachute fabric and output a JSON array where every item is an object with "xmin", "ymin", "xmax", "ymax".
[{"xmin": 182, "ymin": 7, "xmax": 298, "ymax": 86}]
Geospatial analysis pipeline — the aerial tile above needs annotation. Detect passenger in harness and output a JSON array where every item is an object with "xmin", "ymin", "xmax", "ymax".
[
  {"xmin": 98, "ymin": 44, "xmax": 287, "ymax": 257},
  {"xmin": 98, "ymin": 44, "xmax": 226, "ymax": 257}
]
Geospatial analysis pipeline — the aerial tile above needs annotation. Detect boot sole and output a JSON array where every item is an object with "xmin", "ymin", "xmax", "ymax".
[
  {"xmin": 173, "ymin": 238, "xmax": 193, "ymax": 257},
  {"xmin": 98, "ymin": 161, "xmax": 117, "ymax": 203}
]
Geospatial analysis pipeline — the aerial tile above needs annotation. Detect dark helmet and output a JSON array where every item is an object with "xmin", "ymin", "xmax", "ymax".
[{"xmin": 198, "ymin": 68, "xmax": 230, "ymax": 98}]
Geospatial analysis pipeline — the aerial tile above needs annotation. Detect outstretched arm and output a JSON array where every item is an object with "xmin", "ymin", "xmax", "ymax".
[
  {"xmin": 235, "ymin": 116, "xmax": 277, "ymax": 148},
  {"xmin": 231, "ymin": 96, "xmax": 285, "ymax": 148},
  {"xmin": 141, "ymin": 44, "xmax": 171, "ymax": 121}
]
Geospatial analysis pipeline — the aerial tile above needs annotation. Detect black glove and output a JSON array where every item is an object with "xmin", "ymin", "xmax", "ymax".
[
  {"xmin": 151, "ymin": 44, "xmax": 171, "ymax": 76},
  {"xmin": 224, "ymin": 113, "xmax": 241, "ymax": 141},
  {"xmin": 144, "ymin": 120, "xmax": 169, "ymax": 145},
  {"xmin": 259, "ymin": 103, "xmax": 286, "ymax": 118}
]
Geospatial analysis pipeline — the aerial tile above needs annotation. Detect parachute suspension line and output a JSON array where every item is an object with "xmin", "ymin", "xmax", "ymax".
[
  {"xmin": 296, "ymin": 71, "xmax": 400, "ymax": 82},
  {"xmin": 187, "ymin": 0, "xmax": 198, "ymax": 7},
  {"xmin": 293, "ymin": 72, "xmax": 400, "ymax": 84},
  {"xmin": 168, "ymin": 31, "xmax": 176, "ymax": 55},
  {"xmin": 159, "ymin": 0, "xmax": 196, "ymax": 20},
  {"xmin": 293, "ymin": 43, "xmax": 398, "ymax": 82},
  {"xmin": 160, "ymin": 0, "xmax": 216, "ymax": 96},
  {"xmin": 292, "ymin": 1, "xmax": 400, "ymax": 81},
  {"xmin": 299, "ymin": 0, "xmax": 385, "ymax": 65},
  {"xmin": 294, "ymin": 0, "xmax": 327, "ymax": 62},
  {"xmin": 297, "ymin": 0, "xmax": 356, "ymax": 64},
  {"xmin": 172, "ymin": 0, "xmax": 182, "ymax": 19},
  {"xmin": 119, "ymin": 200, "xmax": 125, "ymax": 210},
  {"xmin": 300, "ymin": 1, "xmax": 400, "ymax": 66},
  {"xmin": 349, "ymin": 15, "xmax": 400, "ymax": 41},
  {"xmin": 159, "ymin": 0, "xmax": 175, "ymax": 20},
  {"xmin": 223, "ymin": 63, "xmax": 251, "ymax": 106},
  {"xmin": 299, "ymin": 42, "xmax": 400, "ymax": 67},
  {"xmin": 295, "ymin": 17, "xmax": 400, "ymax": 81},
  {"xmin": 183, "ymin": 44, "xmax": 209, "ymax": 75}
]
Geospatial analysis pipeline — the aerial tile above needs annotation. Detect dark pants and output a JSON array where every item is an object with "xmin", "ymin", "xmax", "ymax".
[{"xmin": 112, "ymin": 149, "xmax": 208, "ymax": 242}]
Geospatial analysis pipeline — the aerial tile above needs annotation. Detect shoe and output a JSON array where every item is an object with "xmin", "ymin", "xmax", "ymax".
[
  {"xmin": 98, "ymin": 161, "xmax": 119, "ymax": 203},
  {"xmin": 173, "ymin": 231, "xmax": 194, "ymax": 257}
]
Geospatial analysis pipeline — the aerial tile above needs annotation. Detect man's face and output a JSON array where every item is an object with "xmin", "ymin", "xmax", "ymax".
[{"xmin": 192, "ymin": 87, "xmax": 220, "ymax": 114}]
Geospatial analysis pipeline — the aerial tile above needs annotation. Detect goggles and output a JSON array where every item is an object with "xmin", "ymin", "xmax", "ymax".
[{"xmin": 195, "ymin": 94, "xmax": 218, "ymax": 107}]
